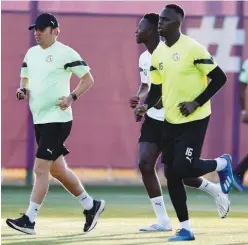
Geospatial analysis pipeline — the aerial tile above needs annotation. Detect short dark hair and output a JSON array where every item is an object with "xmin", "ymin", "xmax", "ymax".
[
  {"xmin": 143, "ymin": 13, "xmax": 159, "ymax": 26},
  {"xmin": 165, "ymin": 4, "xmax": 185, "ymax": 19}
]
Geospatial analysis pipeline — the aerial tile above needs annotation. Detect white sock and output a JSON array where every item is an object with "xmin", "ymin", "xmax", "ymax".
[
  {"xmin": 150, "ymin": 196, "xmax": 170, "ymax": 226},
  {"xmin": 25, "ymin": 202, "xmax": 41, "ymax": 223},
  {"xmin": 215, "ymin": 157, "xmax": 227, "ymax": 171},
  {"xmin": 198, "ymin": 179, "xmax": 221, "ymax": 197},
  {"xmin": 77, "ymin": 191, "xmax": 94, "ymax": 210},
  {"xmin": 180, "ymin": 220, "xmax": 192, "ymax": 232}
]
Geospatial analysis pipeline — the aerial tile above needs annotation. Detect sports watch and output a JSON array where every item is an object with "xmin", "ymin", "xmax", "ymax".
[{"xmin": 70, "ymin": 92, "xmax": 77, "ymax": 101}]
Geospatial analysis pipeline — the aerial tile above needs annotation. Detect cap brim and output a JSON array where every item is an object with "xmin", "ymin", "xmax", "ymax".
[
  {"xmin": 28, "ymin": 24, "xmax": 36, "ymax": 31},
  {"xmin": 28, "ymin": 24, "xmax": 50, "ymax": 31}
]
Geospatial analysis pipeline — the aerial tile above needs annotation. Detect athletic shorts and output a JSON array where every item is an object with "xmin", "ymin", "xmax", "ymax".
[
  {"xmin": 162, "ymin": 116, "xmax": 210, "ymax": 172},
  {"xmin": 34, "ymin": 121, "xmax": 72, "ymax": 161},
  {"xmin": 138, "ymin": 115, "xmax": 163, "ymax": 150}
]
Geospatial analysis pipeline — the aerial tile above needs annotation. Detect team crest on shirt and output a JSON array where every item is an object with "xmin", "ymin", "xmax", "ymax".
[
  {"xmin": 172, "ymin": 52, "xmax": 180, "ymax": 61},
  {"xmin": 46, "ymin": 55, "xmax": 53, "ymax": 62}
]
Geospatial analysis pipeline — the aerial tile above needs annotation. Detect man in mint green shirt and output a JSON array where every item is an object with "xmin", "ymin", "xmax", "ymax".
[{"xmin": 6, "ymin": 13, "xmax": 105, "ymax": 235}]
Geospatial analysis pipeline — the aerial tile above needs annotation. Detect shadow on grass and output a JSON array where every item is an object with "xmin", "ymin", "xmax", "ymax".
[{"xmin": 1, "ymin": 231, "xmax": 171, "ymax": 245}]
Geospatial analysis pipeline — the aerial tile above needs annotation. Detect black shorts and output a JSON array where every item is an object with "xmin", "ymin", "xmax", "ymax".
[
  {"xmin": 138, "ymin": 115, "xmax": 163, "ymax": 150},
  {"xmin": 34, "ymin": 121, "xmax": 72, "ymax": 161},
  {"xmin": 162, "ymin": 116, "xmax": 210, "ymax": 176}
]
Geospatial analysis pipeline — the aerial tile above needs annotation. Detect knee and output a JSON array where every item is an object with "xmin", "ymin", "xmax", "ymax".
[
  {"xmin": 50, "ymin": 165, "xmax": 67, "ymax": 179},
  {"xmin": 164, "ymin": 165, "xmax": 176, "ymax": 183},
  {"xmin": 34, "ymin": 160, "xmax": 50, "ymax": 177},
  {"xmin": 170, "ymin": 156, "xmax": 191, "ymax": 177},
  {"xmin": 50, "ymin": 157, "xmax": 69, "ymax": 180},
  {"xmin": 172, "ymin": 167, "xmax": 185, "ymax": 177},
  {"xmin": 34, "ymin": 167, "xmax": 47, "ymax": 177},
  {"xmin": 50, "ymin": 168, "xmax": 59, "ymax": 179},
  {"xmin": 138, "ymin": 155, "xmax": 155, "ymax": 174}
]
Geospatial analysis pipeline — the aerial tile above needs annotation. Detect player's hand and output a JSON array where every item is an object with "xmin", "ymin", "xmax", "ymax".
[
  {"xmin": 134, "ymin": 104, "xmax": 148, "ymax": 122},
  {"xmin": 241, "ymin": 110, "xmax": 248, "ymax": 124},
  {"xmin": 178, "ymin": 101, "xmax": 199, "ymax": 117},
  {"xmin": 16, "ymin": 88, "xmax": 27, "ymax": 100},
  {"xmin": 129, "ymin": 96, "xmax": 140, "ymax": 109},
  {"xmin": 57, "ymin": 96, "xmax": 73, "ymax": 110}
]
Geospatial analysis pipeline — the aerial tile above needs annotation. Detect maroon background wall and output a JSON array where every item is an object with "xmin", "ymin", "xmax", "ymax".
[
  {"xmin": 2, "ymin": 13, "xmax": 30, "ymax": 169},
  {"xmin": 2, "ymin": 1, "xmax": 248, "ymax": 169}
]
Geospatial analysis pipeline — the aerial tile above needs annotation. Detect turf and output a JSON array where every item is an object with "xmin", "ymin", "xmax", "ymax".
[{"xmin": 2, "ymin": 186, "xmax": 248, "ymax": 245}]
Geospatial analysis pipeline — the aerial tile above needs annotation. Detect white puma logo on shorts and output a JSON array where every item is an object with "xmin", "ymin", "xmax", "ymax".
[
  {"xmin": 186, "ymin": 156, "xmax": 193, "ymax": 163},
  {"xmin": 47, "ymin": 149, "xmax": 54, "ymax": 155}
]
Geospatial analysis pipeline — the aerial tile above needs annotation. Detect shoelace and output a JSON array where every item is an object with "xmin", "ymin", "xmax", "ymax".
[
  {"xmin": 15, "ymin": 213, "xmax": 28, "ymax": 225},
  {"xmin": 18, "ymin": 213, "xmax": 27, "ymax": 220},
  {"xmin": 83, "ymin": 210, "xmax": 92, "ymax": 223},
  {"xmin": 176, "ymin": 229, "xmax": 182, "ymax": 235}
]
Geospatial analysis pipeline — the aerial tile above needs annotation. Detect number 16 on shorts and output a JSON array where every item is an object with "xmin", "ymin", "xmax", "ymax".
[{"xmin": 185, "ymin": 147, "xmax": 193, "ymax": 163}]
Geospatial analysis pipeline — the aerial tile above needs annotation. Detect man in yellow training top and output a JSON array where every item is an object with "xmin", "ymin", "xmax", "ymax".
[{"xmin": 135, "ymin": 4, "xmax": 234, "ymax": 242}]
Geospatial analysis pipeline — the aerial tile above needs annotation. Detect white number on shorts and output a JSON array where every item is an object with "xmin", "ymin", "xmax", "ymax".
[{"xmin": 185, "ymin": 147, "xmax": 193, "ymax": 157}]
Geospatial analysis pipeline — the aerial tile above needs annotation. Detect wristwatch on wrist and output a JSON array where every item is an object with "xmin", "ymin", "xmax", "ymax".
[{"xmin": 70, "ymin": 92, "xmax": 77, "ymax": 101}]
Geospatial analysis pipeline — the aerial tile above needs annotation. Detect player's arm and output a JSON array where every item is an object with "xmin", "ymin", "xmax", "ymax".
[
  {"xmin": 137, "ymin": 65, "xmax": 150, "ymax": 100},
  {"xmin": 134, "ymin": 83, "xmax": 161, "ymax": 122},
  {"xmin": 134, "ymin": 56, "xmax": 162, "ymax": 121},
  {"xmin": 194, "ymin": 65, "xmax": 227, "ymax": 106},
  {"xmin": 179, "ymin": 45, "xmax": 227, "ymax": 116},
  {"xmin": 144, "ymin": 83, "xmax": 162, "ymax": 109},
  {"xmin": 16, "ymin": 55, "xmax": 29, "ymax": 100},
  {"xmin": 58, "ymin": 70, "xmax": 94, "ymax": 110},
  {"xmin": 130, "ymin": 83, "xmax": 149, "ymax": 109},
  {"xmin": 193, "ymin": 45, "xmax": 227, "ymax": 106},
  {"xmin": 58, "ymin": 48, "xmax": 93, "ymax": 110},
  {"xmin": 20, "ymin": 77, "xmax": 29, "ymax": 89},
  {"xmin": 144, "ymin": 55, "xmax": 162, "ymax": 109},
  {"xmin": 239, "ymin": 60, "xmax": 248, "ymax": 122},
  {"xmin": 137, "ymin": 83, "xmax": 149, "ymax": 100},
  {"xmin": 70, "ymin": 72, "xmax": 94, "ymax": 99},
  {"xmin": 129, "ymin": 66, "xmax": 149, "ymax": 108}
]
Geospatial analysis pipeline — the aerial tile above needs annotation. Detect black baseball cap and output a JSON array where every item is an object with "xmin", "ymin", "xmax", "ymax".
[{"xmin": 28, "ymin": 13, "xmax": 59, "ymax": 31}]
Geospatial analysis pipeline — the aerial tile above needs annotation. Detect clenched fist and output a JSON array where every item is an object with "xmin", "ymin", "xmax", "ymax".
[{"xmin": 16, "ymin": 88, "xmax": 27, "ymax": 100}]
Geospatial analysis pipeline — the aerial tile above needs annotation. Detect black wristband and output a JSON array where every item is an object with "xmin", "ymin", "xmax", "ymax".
[{"xmin": 71, "ymin": 93, "xmax": 77, "ymax": 101}]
